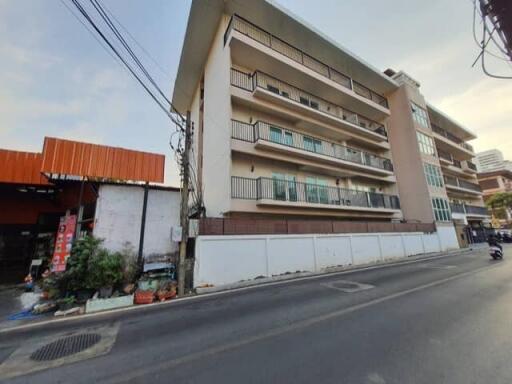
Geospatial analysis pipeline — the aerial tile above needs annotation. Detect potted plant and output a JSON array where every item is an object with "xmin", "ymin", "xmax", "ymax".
[{"xmin": 86, "ymin": 249, "xmax": 123, "ymax": 298}]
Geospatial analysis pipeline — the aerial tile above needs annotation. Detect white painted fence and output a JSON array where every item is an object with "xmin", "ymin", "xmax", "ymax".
[{"xmin": 194, "ymin": 225, "xmax": 459, "ymax": 287}]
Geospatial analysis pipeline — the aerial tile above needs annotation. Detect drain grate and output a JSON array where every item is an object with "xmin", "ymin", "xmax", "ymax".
[{"xmin": 30, "ymin": 333, "xmax": 101, "ymax": 362}]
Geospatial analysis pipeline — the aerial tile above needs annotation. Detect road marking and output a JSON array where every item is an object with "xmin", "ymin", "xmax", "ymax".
[
  {"xmin": 321, "ymin": 280, "xmax": 375, "ymax": 293},
  {"xmin": 415, "ymin": 263, "xmax": 457, "ymax": 270},
  {"xmin": 0, "ymin": 247, "xmax": 482, "ymax": 335},
  {"xmin": 104, "ymin": 261, "xmax": 501, "ymax": 383}
]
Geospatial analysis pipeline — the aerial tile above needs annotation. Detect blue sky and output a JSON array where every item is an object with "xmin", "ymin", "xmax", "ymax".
[{"xmin": 1, "ymin": 0, "xmax": 511, "ymax": 186}]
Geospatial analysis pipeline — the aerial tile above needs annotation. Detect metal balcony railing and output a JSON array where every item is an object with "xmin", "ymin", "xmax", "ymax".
[
  {"xmin": 465, "ymin": 161, "xmax": 477, "ymax": 171},
  {"xmin": 231, "ymin": 120, "xmax": 394, "ymax": 172},
  {"xmin": 431, "ymin": 123, "xmax": 475, "ymax": 153},
  {"xmin": 437, "ymin": 149, "xmax": 453, "ymax": 163},
  {"xmin": 225, "ymin": 15, "xmax": 389, "ymax": 108},
  {"xmin": 450, "ymin": 203, "xmax": 465, "ymax": 214},
  {"xmin": 452, "ymin": 159, "xmax": 462, "ymax": 168},
  {"xmin": 444, "ymin": 176, "xmax": 482, "ymax": 192},
  {"xmin": 231, "ymin": 176, "xmax": 401, "ymax": 210},
  {"xmin": 450, "ymin": 203, "xmax": 488, "ymax": 216},
  {"xmin": 231, "ymin": 68, "xmax": 388, "ymax": 139},
  {"xmin": 465, "ymin": 205, "xmax": 488, "ymax": 215}
]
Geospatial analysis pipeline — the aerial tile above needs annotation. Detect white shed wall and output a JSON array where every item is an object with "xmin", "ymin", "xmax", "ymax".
[{"xmin": 93, "ymin": 185, "xmax": 180, "ymax": 258}]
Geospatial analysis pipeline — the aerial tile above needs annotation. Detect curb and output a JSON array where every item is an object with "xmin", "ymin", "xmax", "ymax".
[{"xmin": 0, "ymin": 245, "xmax": 485, "ymax": 334}]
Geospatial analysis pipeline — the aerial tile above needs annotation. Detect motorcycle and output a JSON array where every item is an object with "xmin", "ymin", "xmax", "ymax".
[{"xmin": 490, "ymin": 245, "xmax": 503, "ymax": 260}]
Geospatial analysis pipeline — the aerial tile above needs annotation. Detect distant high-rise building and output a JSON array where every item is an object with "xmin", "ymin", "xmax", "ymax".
[{"xmin": 475, "ymin": 149, "xmax": 512, "ymax": 172}]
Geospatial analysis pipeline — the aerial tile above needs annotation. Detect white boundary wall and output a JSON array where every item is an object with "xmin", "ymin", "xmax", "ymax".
[{"xmin": 194, "ymin": 225, "xmax": 459, "ymax": 287}]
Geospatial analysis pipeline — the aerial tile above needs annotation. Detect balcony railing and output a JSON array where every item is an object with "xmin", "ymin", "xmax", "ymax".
[
  {"xmin": 231, "ymin": 176, "xmax": 400, "ymax": 210},
  {"xmin": 450, "ymin": 203, "xmax": 488, "ymax": 216},
  {"xmin": 231, "ymin": 68, "xmax": 388, "ymax": 139},
  {"xmin": 444, "ymin": 175, "xmax": 482, "ymax": 192},
  {"xmin": 437, "ymin": 149, "xmax": 453, "ymax": 163},
  {"xmin": 452, "ymin": 159, "xmax": 462, "ymax": 168},
  {"xmin": 450, "ymin": 203, "xmax": 465, "ymax": 214},
  {"xmin": 465, "ymin": 161, "xmax": 477, "ymax": 171},
  {"xmin": 431, "ymin": 124, "xmax": 474, "ymax": 153},
  {"xmin": 465, "ymin": 205, "xmax": 488, "ymax": 215},
  {"xmin": 225, "ymin": 14, "xmax": 389, "ymax": 108},
  {"xmin": 231, "ymin": 120, "xmax": 394, "ymax": 172}
]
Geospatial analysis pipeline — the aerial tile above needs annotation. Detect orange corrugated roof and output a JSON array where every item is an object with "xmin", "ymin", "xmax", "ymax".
[
  {"xmin": 0, "ymin": 149, "xmax": 50, "ymax": 185},
  {"xmin": 41, "ymin": 137, "xmax": 165, "ymax": 183}
]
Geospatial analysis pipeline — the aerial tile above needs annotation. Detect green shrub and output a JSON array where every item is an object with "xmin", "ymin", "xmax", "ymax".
[
  {"xmin": 58, "ymin": 236, "xmax": 103, "ymax": 292},
  {"xmin": 86, "ymin": 249, "xmax": 124, "ymax": 290}
]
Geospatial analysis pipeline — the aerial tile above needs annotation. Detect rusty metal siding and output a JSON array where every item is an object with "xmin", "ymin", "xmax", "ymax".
[
  {"xmin": 41, "ymin": 137, "xmax": 165, "ymax": 183},
  {"xmin": 0, "ymin": 150, "xmax": 49, "ymax": 185}
]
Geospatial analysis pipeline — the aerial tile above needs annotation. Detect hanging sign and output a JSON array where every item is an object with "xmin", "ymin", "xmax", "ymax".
[{"xmin": 51, "ymin": 215, "xmax": 77, "ymax": 272}]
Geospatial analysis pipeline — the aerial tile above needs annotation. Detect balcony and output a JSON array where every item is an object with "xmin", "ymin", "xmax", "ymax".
[
  {"xmin": 444, "ymin": 175, "xmax": 482, "ymax": 194},
  {"xmin": 462, "ymin": 160, "xmax": 477, "ymax": 173},
  {"xmin": 231, "ymin": 176, "xmax": 400, "ymax": 212},
  {"xmin": 437, "ymin": 148, "xmax": 453, "ymax": 164},
  {"xmin": 450, "ymin": 203, "xmax": 489, "ymax": 217},
  {"xmin": 431, "ymin": 124, "xmax": 475, "ymax": 157},
  {"xmin": 450, "ymin": 203, "xmax": 465, "ymax": 214},
  {"xmin": 231, "ymin": 68, "xmax": 388, "ymax": 141},
  {"xmin": 231, "ymin": 120, "xmax": 394, "ymax": 174},
  {"xmin": 225, "ymin": 15, "xmax": 389, "ymax": 109}
]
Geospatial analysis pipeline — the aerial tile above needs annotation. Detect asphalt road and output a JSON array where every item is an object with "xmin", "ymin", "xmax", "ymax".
[{"xmin": 1, "ymin": 245, "xmax": 511, "ymax": 384}]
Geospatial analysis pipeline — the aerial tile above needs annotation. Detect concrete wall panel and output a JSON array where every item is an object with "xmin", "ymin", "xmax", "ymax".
[
  {"xmin": 315, "ymin": 236, "xmax": 352, "ymax": 270},
  {"xmin": 267, "ymin": 237, "xmax": 315, "ymax": 275}
]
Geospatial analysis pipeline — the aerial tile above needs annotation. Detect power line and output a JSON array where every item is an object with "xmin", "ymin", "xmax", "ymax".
[
  {"xmin": 99, "ymin": 0, "xmax": 172, "ymax": 81},
  {"xmin": 68, "ymin": 0, "xmax": 185, "ymax": 127}
]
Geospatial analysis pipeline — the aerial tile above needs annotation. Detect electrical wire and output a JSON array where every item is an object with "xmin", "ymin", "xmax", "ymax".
[
  {"xmin": 68, "ymin": 0, "xmax": 185, "ymax": 127},
  {"xmin": 471, "ymin": 0, "xmax": 512, "ymax": 78},
  {"xmin": 99, "ymin": 0, "xmax": 173, "ymax": 81}
]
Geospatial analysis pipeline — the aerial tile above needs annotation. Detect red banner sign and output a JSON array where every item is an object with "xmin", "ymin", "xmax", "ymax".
[{"xmin": 51, "ymin": 215, "xmax": 77, "ymax": 272}]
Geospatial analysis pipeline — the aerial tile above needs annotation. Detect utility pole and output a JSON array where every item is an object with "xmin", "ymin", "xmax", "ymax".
[{"xmin": 178, "ymin": 111, "xmax": 192, "ymax": 297}]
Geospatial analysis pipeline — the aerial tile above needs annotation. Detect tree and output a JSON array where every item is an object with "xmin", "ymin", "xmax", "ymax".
[
  {"xmin": 486, "ymin": 192, "xmax": 512, "ymax": 210},
  {"xmin": 486, "ymin": 192, "xmax": 512, "ymax": 222}
]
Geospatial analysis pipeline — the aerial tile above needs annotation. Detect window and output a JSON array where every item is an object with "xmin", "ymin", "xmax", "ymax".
[
  {"xmin": 305, "ymin": 177, "xmax": 329, "ymax": 204},
  {"xmin": 353, "ymin": 184, "xmax": 377, "ymax": 193},
  {"xmin": 432, "ymin": 198, "xmax": 451, "ymax": 221},
  {"xmin": 417, "ymin": 131, "xmax": 436, "ymax": 156},
  {"xmin": 267, "ymin": 85, "xmax": 279, "ymax": 94},
  {"xmin": 269, "ymin": 126, "xmax": 294, "ymax": 146},
  {"xmin": 423, "ymin": 163, "xmax": 444, "ymax": 188},
  {"xmin": 272, "ymin": 173, "xmax": 296, "ymax": 201},
  {"xmin": 303, "ymin": 136, "xmax": 323, "ymax": 154},
  {"xmin": 411, "ymin": 102, "xmax": 430, "ymax": 128}
]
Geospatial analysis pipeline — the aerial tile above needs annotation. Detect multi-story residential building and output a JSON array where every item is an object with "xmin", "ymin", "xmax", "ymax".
[
  {"xmin": 172, "ymin": 0, "xmax": 487, "ymax": 242},
  {"xmin": 382, "ymin": 69, "xmax": 488, "ymax": 243},
  {"xmin": 478, "ymin": 168, "xmax": 512, "ymax": 225},
  {"xmin": 475, "ymin": 149, "xmax": 512, "ymax": 172},
  {"xmin": 173, "ymin": 1, "xmax": 401, "ymax": 222}
]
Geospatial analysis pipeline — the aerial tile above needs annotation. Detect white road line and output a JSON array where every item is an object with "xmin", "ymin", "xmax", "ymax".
[
  {"xmin": 0, "ymin": 248, "xmax": 480, "ymax": 335},
  {"xmin": 104, "ymin": 261, "xmax": 500, "ymax": 383}
]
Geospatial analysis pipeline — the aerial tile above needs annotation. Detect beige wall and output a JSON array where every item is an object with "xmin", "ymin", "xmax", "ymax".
[
  {"xmin": 200, "ymin": 15, "xmax": 233, "ymax": 217},
  {"xmin": 387, "ymin": 85, "xmax": 435, "ymax": 223}
]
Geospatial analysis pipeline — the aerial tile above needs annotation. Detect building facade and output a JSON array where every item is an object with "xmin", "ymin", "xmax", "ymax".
[
  {"xmin": 172, "ymin": 0, "xmax": 487, "ymax": 238},
  {"xmin": 478, "ymin": 169, "xmax": 512, "ymax": 225},
  {"xmin": 475, "ymin": 149, "xmax": 512, "ymax": 173}
]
